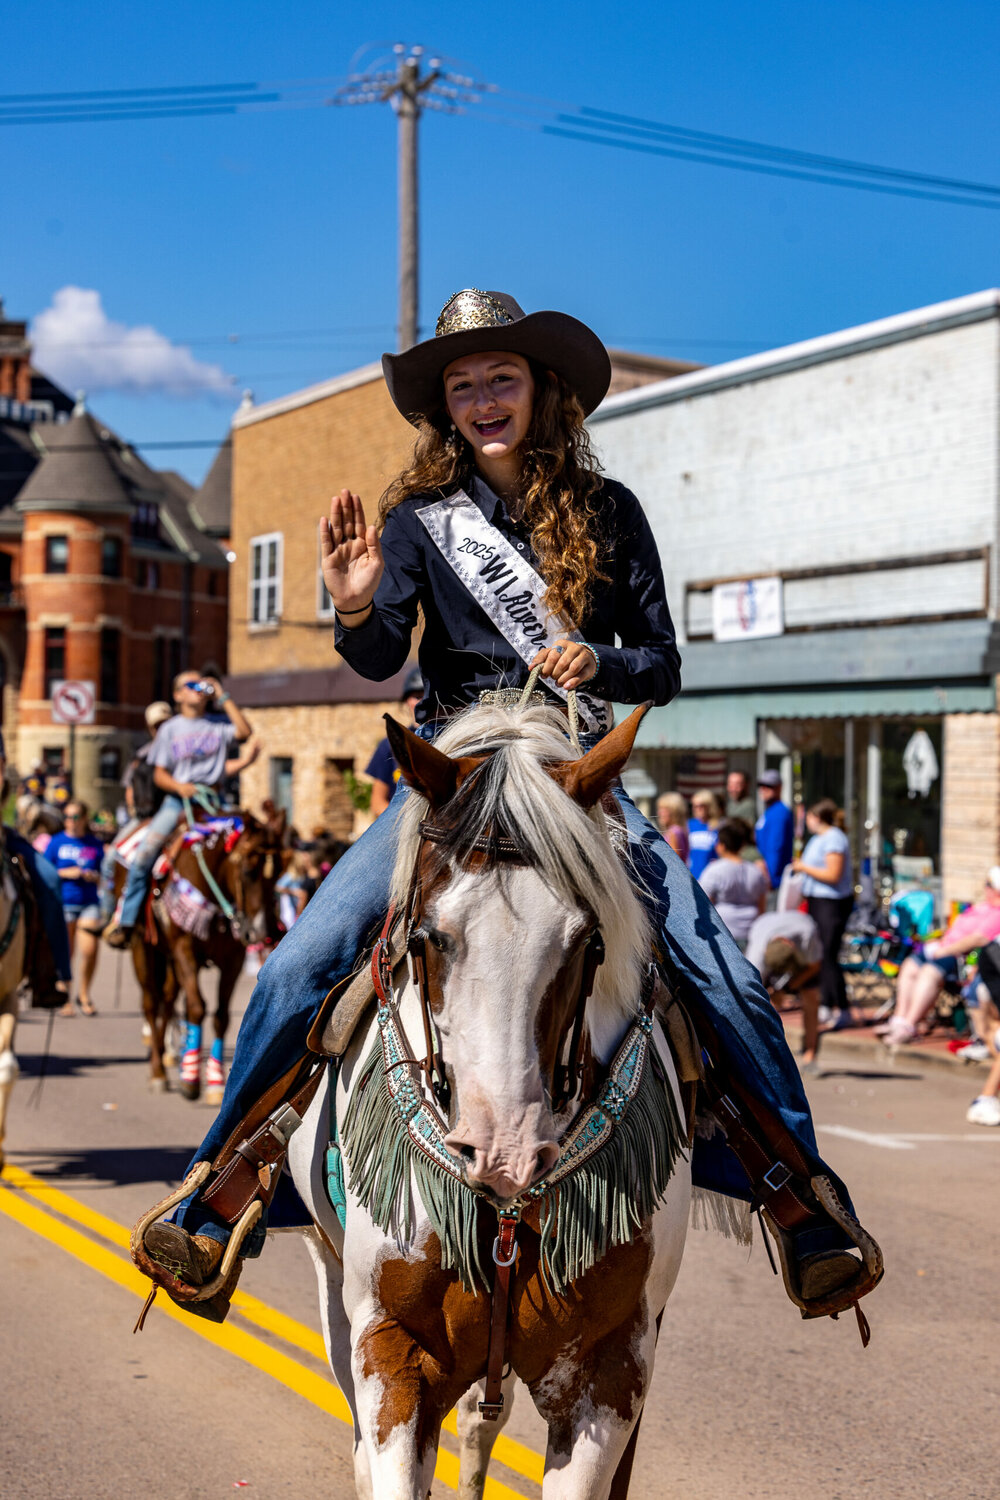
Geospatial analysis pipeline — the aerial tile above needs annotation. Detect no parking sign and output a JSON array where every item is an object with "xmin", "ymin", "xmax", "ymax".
[{"xmin": 51, "ymin": 679, "xmax": 96, "ymax": 725}]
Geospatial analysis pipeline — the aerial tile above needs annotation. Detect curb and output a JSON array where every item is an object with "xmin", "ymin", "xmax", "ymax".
[{"xmin": 782, "ymin": 1022, "xmax": 991, "ymax": 1077}]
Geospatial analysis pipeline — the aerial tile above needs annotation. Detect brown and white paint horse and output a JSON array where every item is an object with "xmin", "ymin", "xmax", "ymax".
[
  {"xmin": 289, "ymin": 701, "xmax": 692, "ymax": 1499},
  {"xmin": 126, "ymin": 810, "xmax": 284, "ymax": 1100}
]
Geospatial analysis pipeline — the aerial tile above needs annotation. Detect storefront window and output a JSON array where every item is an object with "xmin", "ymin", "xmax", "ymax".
[{"xmin": 880, "ymin": 720, "xmax": 942, "ymax": 873}]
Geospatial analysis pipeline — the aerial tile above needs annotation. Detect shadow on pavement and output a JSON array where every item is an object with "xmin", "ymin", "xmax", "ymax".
[
  {"xmin": 9, "ymin": 1145, "xmax": 195, "ymax": 1189},
  {"xmin": 15, "ymin": 1053, "xmax": 148, "ymax": 1077},
  {"xmin": 814, "ymin": 1068, "xmax": 925, "ymax": 1082}
]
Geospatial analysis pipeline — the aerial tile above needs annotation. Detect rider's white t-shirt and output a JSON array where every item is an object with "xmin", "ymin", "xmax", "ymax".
[{"xmin": 149, "ymin": 713, "xmax": 236, "ymax": 789}]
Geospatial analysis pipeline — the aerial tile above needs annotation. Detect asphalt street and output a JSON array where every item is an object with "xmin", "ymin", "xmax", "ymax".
[{"xmin": 1, "ymin": 953, "xmax": 997, "ymax": 1500}]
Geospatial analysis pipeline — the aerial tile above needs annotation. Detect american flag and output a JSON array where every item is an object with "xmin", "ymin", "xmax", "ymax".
[{"xmin": 674, "ymin": 751, "xmax": 728, "ymax": 800}]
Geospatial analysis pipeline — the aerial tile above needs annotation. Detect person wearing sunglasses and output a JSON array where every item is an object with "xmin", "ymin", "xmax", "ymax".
[{"xmin": 43, "ymin": 801, "xmax": 104, "ymax": 1015}]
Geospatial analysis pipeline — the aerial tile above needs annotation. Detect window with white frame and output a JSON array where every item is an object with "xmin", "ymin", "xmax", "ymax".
[
  {"xmin": 317, "ymin": 533, "xmax": 335, "ymax": 620},
  {"xmin": 249, "ymin": 532, "xmax": 283, "ymax": 626}
]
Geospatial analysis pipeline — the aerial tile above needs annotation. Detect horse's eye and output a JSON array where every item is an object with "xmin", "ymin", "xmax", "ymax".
[{"xmin": 426, "ymin": 929, "xmax": 449, "ymax": 953}]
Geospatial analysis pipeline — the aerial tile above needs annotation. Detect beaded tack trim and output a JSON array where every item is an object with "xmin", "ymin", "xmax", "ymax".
[
  {"xmin": 436, "ymin": 289, "xmax": 516, "ymax": 338},
  {"xmin": 373, "ymin": 977, "xmax": 657, "ymax": 1209}
]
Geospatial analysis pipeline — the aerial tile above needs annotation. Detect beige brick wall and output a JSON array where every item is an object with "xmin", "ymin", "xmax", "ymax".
[
  {"xmin": 940, "ymin": 710, "xmax": 1000, "ymax": 907},
  {"xmin": 230, "ymin": 377, "xmax": 414, "ymax": 677},
  {"xmin": 238, "ymin": 699, "xmax": 412, "ymax": 841}
]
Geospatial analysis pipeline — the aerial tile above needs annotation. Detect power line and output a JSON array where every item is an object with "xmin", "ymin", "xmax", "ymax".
[
  {"xmin": 29, "ymin": 323, "xmax": 393, "ymax": 351},
  {"xmin": 0, "ymin": 81, "xmax": 260, "ymax": 104},
  {"xmin": 541, "ymin": 123, "xmax": 1000, "ymax": 211},
  {"xmin": 7, "ymin": 57, "xmax": 1000, "ymax": 215},
  {"xmin": 575, "ymin": 106, "xmax": 1000, "ymax": 200}
]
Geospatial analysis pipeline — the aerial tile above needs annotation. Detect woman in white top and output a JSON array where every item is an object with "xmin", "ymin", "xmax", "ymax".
[{"xmin": 791, "ymin": 798, "xmax": 854, "ymax": 1023}]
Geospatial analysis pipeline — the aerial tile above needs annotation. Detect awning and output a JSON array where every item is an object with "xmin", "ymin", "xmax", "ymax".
[
  {"xmin": 680, "ymin": 618, "xmax": 1000, "ymax": 693},
  {"xmin": 624, "ymin": 681, "xmax": 996, "ymax": 751}
]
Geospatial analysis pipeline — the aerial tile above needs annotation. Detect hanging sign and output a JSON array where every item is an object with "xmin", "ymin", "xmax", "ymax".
[
  {"xmin": 51, "ymin": 679, "xmax": 96, "ymax": 725},
  {"xmin": 712, "ymin": 577, "xmax": 784, "ymax": 642}
]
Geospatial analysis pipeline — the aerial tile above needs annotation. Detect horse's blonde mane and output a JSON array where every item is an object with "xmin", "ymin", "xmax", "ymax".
[{"xmin": 390, "ymin": 701, "xmax": 652, "ymax": 1032}]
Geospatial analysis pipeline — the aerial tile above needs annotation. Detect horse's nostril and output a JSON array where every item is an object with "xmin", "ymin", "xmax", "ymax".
[
  {"xmin": 458, "ymin": 1144, "xmax": 476, "ymax": 1163},
  {"xmin": 535, "ymin": 1143, "xmax": 560, "ymax": 1179}
]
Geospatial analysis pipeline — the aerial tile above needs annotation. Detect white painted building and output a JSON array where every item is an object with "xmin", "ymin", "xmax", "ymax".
[{"xmin": 590, "ymin": 289, "xmax": 1000, "ymax": 906}]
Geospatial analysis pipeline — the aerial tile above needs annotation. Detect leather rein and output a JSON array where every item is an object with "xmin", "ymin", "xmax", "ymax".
[{"xmin": 367, "ymin": 812, "xmax": 609, "ymax": 1421}]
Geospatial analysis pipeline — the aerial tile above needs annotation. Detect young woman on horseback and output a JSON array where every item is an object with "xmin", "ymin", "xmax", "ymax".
[{"xmin": 135, "ymin": 289, "xmax": 878, "ymax": 1324}]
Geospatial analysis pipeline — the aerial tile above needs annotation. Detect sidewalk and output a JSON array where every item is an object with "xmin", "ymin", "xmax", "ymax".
[{"xmin": 778, "ymin": 1007, "xmax": 991, "ymax": 1075}]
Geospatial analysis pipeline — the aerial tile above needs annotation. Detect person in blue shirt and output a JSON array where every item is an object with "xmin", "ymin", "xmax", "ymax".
[
  {"xmin": 687, "ymin": 789, "xmax": 722, "ymax": 879},
  {"xmin": 44, "ymin": 800, "xmax": 104, "ymax": 1016},
  {"xmin": 134, "ymin": 287, "xmax": 878, "ymax": 1326},
  {"xmin": 0, "ymin": 730, "xmax": 71, "ymax": 1006},
  {"xmin": 755, "ymin": 770, "xmax": 795, "ymax": 889},
  {"xmin": 365, "ymin": 667, "xmax": 424, "ymax": 818}
]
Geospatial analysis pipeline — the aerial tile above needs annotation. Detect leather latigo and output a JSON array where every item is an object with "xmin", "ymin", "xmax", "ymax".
[{"xmin": 202, "ymin": 1062, "xmax": 323, "ymax": 1224}]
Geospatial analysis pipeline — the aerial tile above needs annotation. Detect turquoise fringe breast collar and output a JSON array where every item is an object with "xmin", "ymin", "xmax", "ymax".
[{"xmin": 337, "ymin": 969, "xmax": 686, "ymax": 1296}]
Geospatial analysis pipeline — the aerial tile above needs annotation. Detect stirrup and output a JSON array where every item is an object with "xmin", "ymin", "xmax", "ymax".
[
  {"xmin": 761, "ymin": 1173, "xmax": 884, "ymax": 1340},
  {"xmin": 129, "ymin": 1162, "xmax": 261, "ymax": 1323}
]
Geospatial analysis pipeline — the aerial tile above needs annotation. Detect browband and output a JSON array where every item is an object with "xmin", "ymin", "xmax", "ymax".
[{"xmin": 418, "ymin": 819, "xmax": 526, "ymax": 860}]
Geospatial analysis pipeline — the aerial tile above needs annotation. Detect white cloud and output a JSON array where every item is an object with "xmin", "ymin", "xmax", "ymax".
[{"xmin": 32, "ymin": 286, "xmax": 236, "ymax": 400}]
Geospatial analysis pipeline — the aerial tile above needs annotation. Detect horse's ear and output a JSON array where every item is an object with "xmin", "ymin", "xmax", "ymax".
[
  {"xmin": 550, "ymin": 702, "xmax": 651, "ymax": 809},
  {"xmin": 384, "ymin": 715, "xmax": 483, "ymax": 810}
]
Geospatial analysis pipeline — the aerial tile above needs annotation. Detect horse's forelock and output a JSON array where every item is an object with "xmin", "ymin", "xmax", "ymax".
[{"xmin": 391, "ymin": 702, "xmax": 651, "ymax": 1026}]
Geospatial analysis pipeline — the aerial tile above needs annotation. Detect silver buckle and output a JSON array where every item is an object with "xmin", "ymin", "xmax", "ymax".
[
  {"xmin": 763, "ymin": 1162, "xmax": 792, "ymax": 1193},
  {"xmin": 267, "ymin": 1102, "xmax": 303, "ymax": 1147}
]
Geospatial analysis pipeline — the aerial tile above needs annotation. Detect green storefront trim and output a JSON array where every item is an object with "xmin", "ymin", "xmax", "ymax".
[{"xmin": 621, "ymin": 681, "xmax": 997, "ymax": 751}]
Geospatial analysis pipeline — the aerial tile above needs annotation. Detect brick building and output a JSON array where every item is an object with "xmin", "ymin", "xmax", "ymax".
[
  {"xmin": 227, "ymin": 352, "xmax": 693, "ymax": 839},
  {"xmin": 0, "ymin": 300, "xmax": 231, "ymax": 811}
]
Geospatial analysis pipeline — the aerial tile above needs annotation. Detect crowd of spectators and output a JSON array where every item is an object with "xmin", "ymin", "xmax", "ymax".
[{"xmin": 654, "ymin": 764, "xmax": 1000, "ymax": 1124}]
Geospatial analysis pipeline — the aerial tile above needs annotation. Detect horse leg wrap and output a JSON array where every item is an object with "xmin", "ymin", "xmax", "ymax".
[
  {"xmin": 180, "ymin": 1024, "xmax": 202, "ymax": 1088},
  {"xmin": 206, "ymin": 1038, "xmax": 225, "ymax": 1091}
]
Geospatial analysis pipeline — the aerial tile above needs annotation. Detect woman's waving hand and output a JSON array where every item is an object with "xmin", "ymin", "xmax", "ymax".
[{"xmin": 319, "ymin": 489, "xmax": 383, "ymax": 627}]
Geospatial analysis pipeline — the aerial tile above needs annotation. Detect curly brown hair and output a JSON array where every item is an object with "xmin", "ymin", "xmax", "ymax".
[{"xmin": 378, "ymin": 360, "xmax": 607, "ymax": 627}]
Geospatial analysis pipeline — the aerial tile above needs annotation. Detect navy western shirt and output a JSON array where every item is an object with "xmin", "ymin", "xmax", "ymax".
[{"xmin": 334, "ymin": 474, "xmax": 681, "ymax": 722}]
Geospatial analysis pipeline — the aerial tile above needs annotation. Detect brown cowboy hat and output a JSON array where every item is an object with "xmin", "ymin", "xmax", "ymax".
[{"xmin": 382, "ymin": 289, "xmax": 612, "ymax": 426}]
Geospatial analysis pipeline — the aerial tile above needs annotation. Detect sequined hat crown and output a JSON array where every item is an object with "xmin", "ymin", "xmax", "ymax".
[
  {"xmin": 382, "ymin": 288, "xmax": 612, "ymax": 426},
  {"xmin": 434, "ymin": 289, "xmax": 524, "ymax": 338}
]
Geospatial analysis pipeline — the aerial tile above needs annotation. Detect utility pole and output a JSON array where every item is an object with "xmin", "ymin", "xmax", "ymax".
[
  {"xmin": 394, "ymin": 49, "xmax": 437, "ymax": 351},
  {"xmin": 332, "ymin": 46, "xmax": 492, "ymax": 351}
]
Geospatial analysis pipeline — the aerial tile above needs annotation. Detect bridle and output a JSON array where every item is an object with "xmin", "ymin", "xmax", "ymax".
[{"xmin": 371, "ymin": 808, "xmax": 608, "ymax": 1122}]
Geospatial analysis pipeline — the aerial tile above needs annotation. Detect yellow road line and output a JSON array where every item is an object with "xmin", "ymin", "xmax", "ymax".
[{"xmin": 0, "ymin": 1166, "xmax": 539, "ymax": 1495}]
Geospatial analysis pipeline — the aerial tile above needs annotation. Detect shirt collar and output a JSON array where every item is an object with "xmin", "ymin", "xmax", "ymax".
[{"xmin": 470, "ymin": 472, "xmax": 506, "ymax": 523}]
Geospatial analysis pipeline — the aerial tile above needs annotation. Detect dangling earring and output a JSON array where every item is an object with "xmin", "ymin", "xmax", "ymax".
[{"xmin": 446, "ymin": 421, "xmax": 458, "ymax": 451}]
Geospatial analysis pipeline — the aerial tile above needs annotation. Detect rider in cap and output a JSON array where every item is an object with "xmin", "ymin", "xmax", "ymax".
[
  {"xmin": 134, "ymin": 289, "xmax": 880, "ymax": 1324},
  {"xmin": 104, "ymin": 672, "xmax": 252, "ymax": 949}
]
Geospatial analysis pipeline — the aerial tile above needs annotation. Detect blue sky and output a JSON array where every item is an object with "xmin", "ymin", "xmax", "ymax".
[{"xmin": 7, "ymin": 0, "xmax": 1000, "ymax": 484}]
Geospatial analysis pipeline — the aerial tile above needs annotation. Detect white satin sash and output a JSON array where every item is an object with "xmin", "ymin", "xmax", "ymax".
[{"xmin": 415, "ymin": 489, "xmax": 611, "ymax": 734}]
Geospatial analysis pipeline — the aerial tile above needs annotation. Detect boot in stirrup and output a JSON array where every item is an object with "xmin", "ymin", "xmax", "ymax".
[
  {"xmin": 763, "ymin": 1174, "xmax": 884, "ymax": 1340},
  {"xmin": 130, "ymin": 1162, "xmax": 260, "ymax": 1328}
]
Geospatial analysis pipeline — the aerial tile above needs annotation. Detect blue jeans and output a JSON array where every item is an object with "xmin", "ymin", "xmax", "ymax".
[
  {"xmin": 7, "ymin": 831, "xmax": 72, "ymax": 982},
  {"xmin": 178, "ymin": 767, "xmax": 846, "ymax": 1250},
  {"xmin": 119, "ymin": 797, "xmax": 183, "ymax": 929},
  {"xmin": 99, "ymin": 817, "xmax": 140, "ymax": 923}
]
